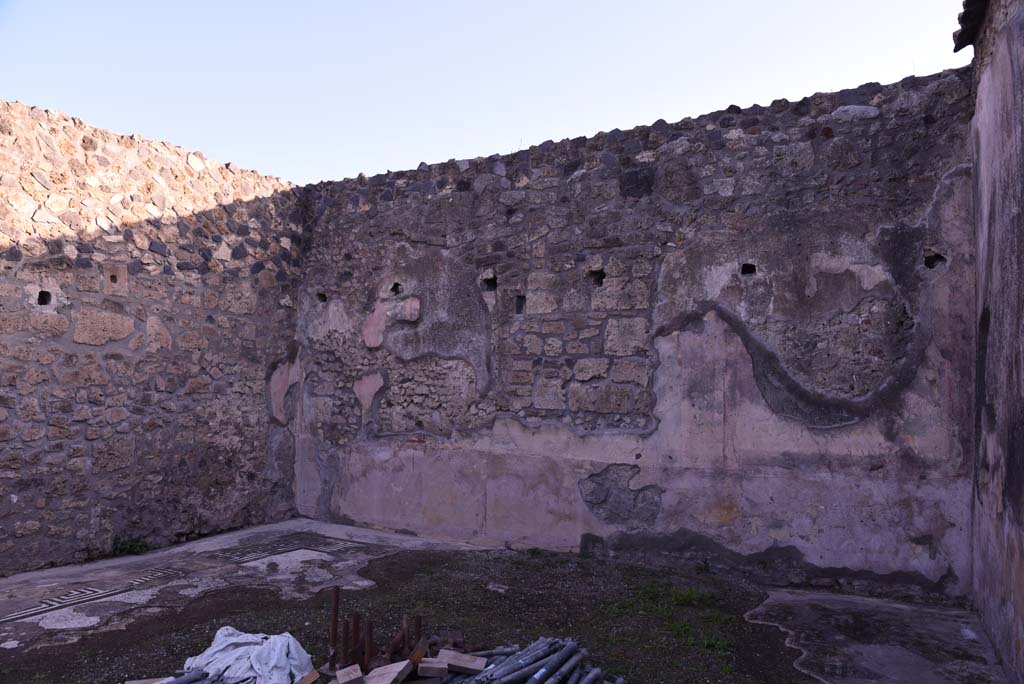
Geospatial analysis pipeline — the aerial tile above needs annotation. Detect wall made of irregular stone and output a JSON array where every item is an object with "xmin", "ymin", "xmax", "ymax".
[
  {"xmin": 972, "ymin": 4, "xmax": 1024, "ymax": 680},
  {"xmin": 295, "ymin": 68, "xmax": 977, "ymax": 598},
  {"xmin": 0, "ymin": 101, "xmax": 304, "ymax": 575},
  {"xmin": 969, "ymin": 0, "xmax": 1024, "ymax": 81}
]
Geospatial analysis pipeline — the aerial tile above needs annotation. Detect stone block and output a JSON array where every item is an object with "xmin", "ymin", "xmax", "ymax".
[
  {"xmin": 591, "ymin": 277, "xmax": 649, "ymax": 311},
  {"xmin": 102, "ymin": 263, "xmax": 128, "ymax": 296},
  {"xmin": 73, "ymin": 308, "xmax": 135, "ymax": 345},
  {"xmin": 523, "ymin": 291, "xmax": 559, "ymax": 314},
  {"xmin": 604, "ymin": 317, "xmax": 649, "ymax": 355},
  {"xmin": 567, "ymin": 381, "xmax": 645, "ymax": 414},
  {"xmin": 610, "ymin": 358, "xmax": 648, "ymax": 384},
  {"xmin": 573, "ymin": 357, "xmax": 609, "ymax": 381},
  {"xmin": 29, "ymin": 312, "xmax": 70, "ymax": 337},
  {"xmin": 93, "ymin": 435, "xmax": 134, "ymax": 471},
  {"xmin": 533, "ymin": 376, "xmax": 566, "ymax": 410}
]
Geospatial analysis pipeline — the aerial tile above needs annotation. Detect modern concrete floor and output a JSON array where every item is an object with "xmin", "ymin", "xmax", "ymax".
[{"xmin": 0, "ymin": 518, "xmax": 1011, "ymax": 683}]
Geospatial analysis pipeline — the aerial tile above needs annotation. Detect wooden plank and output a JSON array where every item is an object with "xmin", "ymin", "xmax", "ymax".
[
  {"xmin": 436, "ymin": 649, "xmax": 487, "ymax": 675},
  {"xmin": 336, "ymin": 664, "xmax": 366, "ymax": 684},
  {"xmin": 409, "ymin": 636, "xmax": 430, "ymax": 666},
  {"xmin": 364, "ymin": 660, "xmax": 414, "ymax": 684},
  {"xmin": 298, "ymin": 672, "xmax": 321, "ymax": 684},
  {"xmin": 417, "ymin": 658, "xmax": 448, "ymax": 678}
]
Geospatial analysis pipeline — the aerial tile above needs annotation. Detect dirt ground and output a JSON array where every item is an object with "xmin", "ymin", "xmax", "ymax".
[{"xmin": 0, "ymin": 549, "xmax": 813, "ymax": 684}]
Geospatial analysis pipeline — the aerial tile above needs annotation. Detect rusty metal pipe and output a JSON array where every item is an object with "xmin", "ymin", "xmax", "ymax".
[
  {"xmin": 328, "ymin": 586, "xmax": 340, "ymax": 670},
  {"xmin": 342, "ymin": 617, "xmax": 350, "ymax": 666},
  {"xmin": 363, "ymin": 619, "xmax": 374, "ymax": 672},
  {"xmin": 351, "ymin": 612, "xmax": 361, "ymax": 657}
]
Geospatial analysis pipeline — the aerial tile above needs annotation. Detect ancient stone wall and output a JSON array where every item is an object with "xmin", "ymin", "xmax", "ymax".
[
  {"xmin": 970, "ymin": 0, "xmax": 1024, "ymax": 80},
  {"xmin": 971, "ymin": 2, "xmax": 1024, "ymax": 679},
  {"xmin": 294, "ymin": 68, "xmax": 977, "ymax": 598},
  {"xmin": 0, "ymin": 101, "xmax": 304, "ymax": 575}
]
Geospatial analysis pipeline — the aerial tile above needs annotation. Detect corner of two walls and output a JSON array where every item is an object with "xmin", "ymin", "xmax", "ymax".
[
  {"xmin": 0, "ymin": 102, "xmax": 304, "ymax": 576},
  {"xmin": 1, "ymin": 17, "xmax": 1018, "ymax": 679},
  {"xmin": 292, "ymin": 68, "xmax": 979, "ymax": 601}
]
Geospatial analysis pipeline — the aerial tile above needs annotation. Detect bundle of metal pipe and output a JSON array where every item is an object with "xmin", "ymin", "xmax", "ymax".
[{"xmin": 463, "ymin": 638, "xmax": 626, "ymax": 684}]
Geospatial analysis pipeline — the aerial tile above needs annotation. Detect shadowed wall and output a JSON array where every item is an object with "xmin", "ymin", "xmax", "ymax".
[
  {"xmin": 971, "ymin": 1, "xmax": 1024, "ymax": 679},
  {"xmin": 0, "ymin": 103, "xmax": 303, "ymax": 574}
]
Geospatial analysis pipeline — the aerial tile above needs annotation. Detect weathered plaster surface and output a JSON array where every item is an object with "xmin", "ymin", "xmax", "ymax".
[
  {"xmin": 294, "ymin": 69, "xmax": 977, "ymax": 598},
  {"xmin": 972, "ymin": 5, "xmax": 1024, "ymax": 679},
  {"xmin": 970, "ymin": 0, "xmax": 1024, "ymax": 81},
  {"xmin": 3, "ymin": 47, "xmax": 1014, "ymax": 670},
  {"xmin": 746, "ymin": 589, "xmax": 1007, "ymax": 683}
]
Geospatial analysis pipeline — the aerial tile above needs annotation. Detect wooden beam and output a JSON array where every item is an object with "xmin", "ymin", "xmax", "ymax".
[
  {"xmin": 364, "ymin": 660, "xmax": 414, "ymax": 684},
  {"xmin": 336, "ymin": 664, "xmax": 366, "ymax": 684},
  {"xmin": 436, "ymin": 649, "xmax": 487, "ymax": 675},
  {"xmin": 417, "ymin": 658, "xmax": 448, "ymax": 679}
]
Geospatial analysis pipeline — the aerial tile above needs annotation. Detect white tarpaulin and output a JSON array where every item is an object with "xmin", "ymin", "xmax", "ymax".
[{"xmin": 182, "ymin": 626, "xmax": 314, "ymax": 684}]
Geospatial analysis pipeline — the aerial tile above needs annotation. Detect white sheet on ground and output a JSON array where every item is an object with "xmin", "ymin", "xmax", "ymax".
[{"xmin": 182, "ymin": 626, "xmax": 314, "ymax": 684}]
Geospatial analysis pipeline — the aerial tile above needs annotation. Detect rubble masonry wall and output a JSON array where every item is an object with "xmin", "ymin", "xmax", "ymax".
[
  {"xmin": 292, "ymin": 68, "xmax": 978, "ymax": 599},
  {"xmin": 0, "ymin": 102, "xmax": 304, "ymax": 575},
  {"xmin": 0, "ymin": 65, "xmax": 990, "ymax": 608}
]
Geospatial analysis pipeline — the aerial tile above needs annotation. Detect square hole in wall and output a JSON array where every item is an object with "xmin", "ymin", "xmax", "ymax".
[{"xmin": 103, "ymin": 263, "xmax": 129, "ymax": 296}]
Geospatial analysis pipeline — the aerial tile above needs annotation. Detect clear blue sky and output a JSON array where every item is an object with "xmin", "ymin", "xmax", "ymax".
[{"xmin": 0, "ymin": 1, "xmax": 971, "ymax": 185}]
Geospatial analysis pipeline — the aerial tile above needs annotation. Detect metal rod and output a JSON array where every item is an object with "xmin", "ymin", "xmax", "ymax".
[
  {"xmin": 363, "ymin": 619, "xmax": 374, "ymax": 673},
  {"xmin": 328, "ymin": 586, "xmax": 340, "ymax": 670},
  {"xmin": 578, "ymin": 669, "xmax": 602, "ymax": 684},
  {"xmin": 402, "ymin": 613, "xmax": 410, "ymax": 657},
  {"xmin": 352, "ymin": 612, "xmax": 361, "ymax": 658},
  {"xmin": 341, "ymin": 617, "xmax": 350, "ymax": 666},
  {"xmin": 388, "ymin": 628, "xmax": 404, "ymax": 658}
]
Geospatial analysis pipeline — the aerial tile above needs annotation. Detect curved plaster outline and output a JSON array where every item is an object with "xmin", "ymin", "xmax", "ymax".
[{"xmin": 654, "ymin": 297, "xmax": 930, "ymax": 429}]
